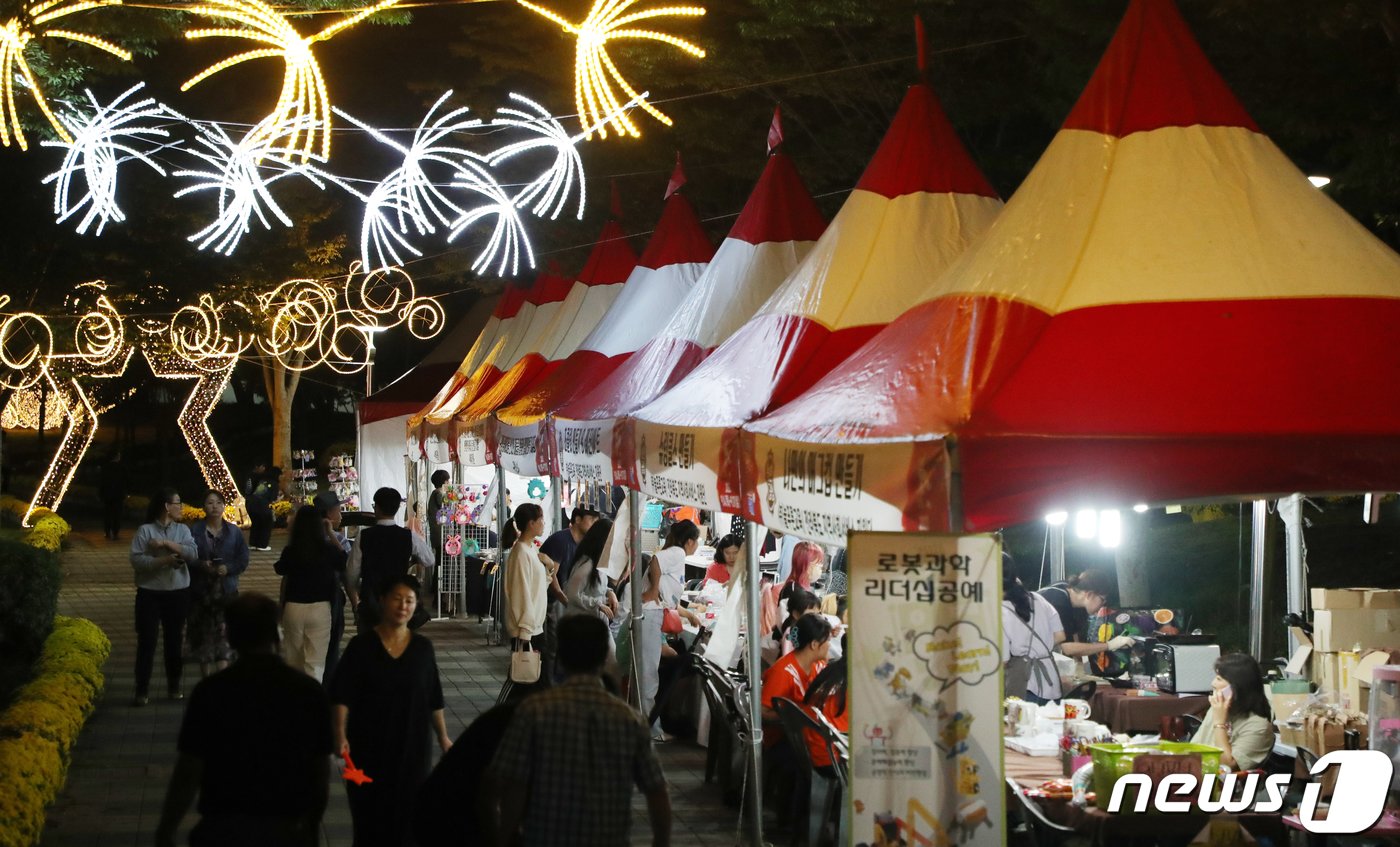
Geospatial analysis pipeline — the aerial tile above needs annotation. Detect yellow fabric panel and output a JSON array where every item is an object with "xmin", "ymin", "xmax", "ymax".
[
  {"xmin": 761, "ymin": 190, "xmax": 1002, "ymax": 330},
  {"xmin": 930, "ymin": 126, "xmax": 1400, "ymax": 313}
]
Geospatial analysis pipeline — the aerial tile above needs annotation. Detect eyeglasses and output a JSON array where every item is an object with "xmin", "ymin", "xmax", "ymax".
[{"xmin": 168, "ymin": 501, "xmax": 183, "ymax": 507}]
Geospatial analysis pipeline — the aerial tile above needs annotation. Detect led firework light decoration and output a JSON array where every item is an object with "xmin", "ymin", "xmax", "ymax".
[
  {"xmin": 0, "ymin": 0, "xmax": 131, "ymax": 150},
  {"xmin": 486, "ymin": 92, "xmax": 590, "ymax": 221},
  {"xmin": 446, "ymin": 154, "xmax": 534, "ymax": 277},
  {"xmin": 332, "ymin": 91, "xmax": 484, "ymax": 273},
  {"xmin": 515, "ymin": 0, "xmax": 705, "ymax": 138},
  {"xmin": 43, "ymin": 83, "xmax": 184, "ymax": 235},
  {"xmin": 180, "ymin": 0, "xmax": 402, "ymax": 162}
]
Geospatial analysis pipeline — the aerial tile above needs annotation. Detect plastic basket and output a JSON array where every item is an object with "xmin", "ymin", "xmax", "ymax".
[{"xmin": 1088, "ymin": 741, "xmax": 1222, "ymax": 810}]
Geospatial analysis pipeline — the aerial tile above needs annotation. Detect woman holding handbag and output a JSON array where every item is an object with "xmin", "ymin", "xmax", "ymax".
[
  {"xmin": 636, "ymin": 519, "xmax": 701, "ymax": 740},
  {"xmin": 502, "ymin": 503, "xmax": 556, "ymax": 697},
  {"xmin": 1002, "ymin": 567, "xmax": 1066, "ymax": 704}
]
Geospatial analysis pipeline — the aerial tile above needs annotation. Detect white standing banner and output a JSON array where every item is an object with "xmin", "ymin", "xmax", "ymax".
[
  {"xmin": 555, "ymin": 417, "xmax": 616, "ymax": 486},
  {"xmin": 848, "ymin": 531, "xmax": 1003, "ymax": 847}
]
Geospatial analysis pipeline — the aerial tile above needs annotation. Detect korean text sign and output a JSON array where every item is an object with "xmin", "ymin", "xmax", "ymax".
[{"xmin": 849, "ymin": 531, "xmax": 1003, "ymax": 847}]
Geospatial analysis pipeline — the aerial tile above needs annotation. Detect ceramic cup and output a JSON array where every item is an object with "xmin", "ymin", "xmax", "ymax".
[{"xmin": 1062, "ymin": 698, "xmax": 1093, "ymax": 720}]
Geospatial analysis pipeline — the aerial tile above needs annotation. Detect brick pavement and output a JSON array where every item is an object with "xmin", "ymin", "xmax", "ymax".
[{"xmin": 42, "ymin": 528, "xmax": 743, "ymax": 846}]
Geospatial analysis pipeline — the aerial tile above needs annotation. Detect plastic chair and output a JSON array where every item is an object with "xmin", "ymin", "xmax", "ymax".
[
  {"xmin": 774, "ymin": 697, "xmax": 841, "ymax": 847},
  {"xmin": 1005, "ymin": 777, "xmax": 1077, "ymax": 847}
]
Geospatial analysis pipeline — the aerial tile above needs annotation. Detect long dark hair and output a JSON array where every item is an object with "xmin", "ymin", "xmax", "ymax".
[
  {"xmin": 1215, "ymin": 653, "xmax": 1270, "ymax": 720},
  {"xmin": 286, "ymin": 505, "xmax": 331, "ymax": 560},
  {"xmin": 662, "ymin": 519, "xmax": 699, "ymax": 550},
  {"xmin": 1003, "ymin": 561, "xmax": 1032, "ymax": 623},
  {"xmin": 805, "ymin": 652, "xmax": 847, "ymax": 717},
  {"xmin": 572, "ymin": 517, "xmax": 613, "ymax": 590},
  {"xmin": 713, "ymin": 533, "xmax": 742, "ymax": 564},
  {"xmin": 146, "ymin": 487, "xmax": 180, "ymax": 523},
  {"xmin": 503, "ymin": 502, "xmax": 543, "ymax": 550}
]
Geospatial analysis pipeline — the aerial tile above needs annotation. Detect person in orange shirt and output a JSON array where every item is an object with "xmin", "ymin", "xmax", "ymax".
[
  {"xmin": 761, "ymin": 615, "xmax": 833, "ymax": 736},
  {"xmin": 802, "ymin": 650, "xmax": 847, "ymax": 775}
]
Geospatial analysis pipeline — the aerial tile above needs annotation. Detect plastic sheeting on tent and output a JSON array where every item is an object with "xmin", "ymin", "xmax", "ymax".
[
  {"xmin": 553, "ymin": 119, "xmax": 827, "ymax": 489},
  {"xmin": 458, "ymin": 213, "xmax": 639, "ymax": 471},
  {"xmin": 410, "ymin": 265, "xmax": 570, "ymax": 434},
  {"xmin": 745, "ymin": 0, "xmax": 1400, "ymax": 542},
  {"xmin": 358, "ymin": 297, "xmax": 497, "ymax": 502},
  {"xmin": 629, "ymin": 74, "xmax": 1004, "ymax": 516},
  {"xmin": 495, "ymin": 159, "xmax": 716, "ymax": 479}
]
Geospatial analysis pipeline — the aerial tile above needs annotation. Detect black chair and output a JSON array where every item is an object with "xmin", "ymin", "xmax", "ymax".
[
  {"xmin": 773, "ymin": 697, "xmax": 841, "ymax": 847},
  {"xmin": 1062, "ymin": 680, "xmax": 1097, "ymax": 702},
  {"xmin": 1005, "ymin": 777, "xmax": 1077, "ymax": 847},
  {"xmin": 1180, "ymin": 713, "xmax": 1203, "ymax": 738}
]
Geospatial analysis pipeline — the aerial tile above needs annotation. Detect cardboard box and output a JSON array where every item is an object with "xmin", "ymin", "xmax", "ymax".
[
  {"xmin": 1311, "ymin": 651, "xmax": 1360, "ymax": 704},
  {"xmin": 1349, "ymin": 650, "xmax": 1399, "ymax": 711},
  {"xmin": 1311, "ymin": 588, "xmax": 1400, "ymax": 610},
  {"xmin": 1312, "ymin": 608, "xmax": 1400, "ymax": 652},
  {"xmin": 1276, "ymin": 722, "xmax": 1306, "ymax": 748}
]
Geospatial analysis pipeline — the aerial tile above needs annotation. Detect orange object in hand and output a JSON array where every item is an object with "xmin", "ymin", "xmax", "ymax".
[{"xmin": 342, "ymin": 752, "xmax": 373, "ymax": 785}]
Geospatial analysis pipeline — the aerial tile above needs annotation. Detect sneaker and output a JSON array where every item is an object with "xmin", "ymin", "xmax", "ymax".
[
  {"xmin": 132, "ymin": 694, "xmax": 149, "ymax": 707},
  {"xmin": 167, "ymin": 688, "xmax": 184, "ymax": 701},
  {"xmin": 651, "ymin": 731, "xmax": 673, "ymax": 743}
]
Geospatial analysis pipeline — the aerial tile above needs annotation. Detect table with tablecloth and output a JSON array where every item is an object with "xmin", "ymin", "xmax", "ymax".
[
  {"xmin": 1006, "ymin": 750, "xmax": 1287, "ymax": 845},
  {"xmin": 1089, "ymin": 688, "xmax": 1210, "ymax": 734}
]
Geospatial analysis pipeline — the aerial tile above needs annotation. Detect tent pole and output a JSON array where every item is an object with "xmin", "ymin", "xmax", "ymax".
[
  {"xmin": 744, "ymin": 521, "xmax": 764, "ymax": 847},
  {"xmin": 1248, "ymin": 499, "xmax": 1268, "ymax": 660},
  {"xmin": 628, "ymin": 488, "xmax": 644, "ymax": 709},
  {"xmin": 946, "ymin": 437, "xmax": 964, "ymax": 532},
  {"xmin": 1280, "ymin": 494, "xmax": 1306, "ymax": 658},
  {"xmin": 492, "ymin": 462, "xmax": 507, "ymax": 645},
  {"xmin": 550, "ymin": 473, "xmax": 562, "ymax": 535},
  {"xmin": 1048, "ymin": 522, "xmax": 1066, "ymax": 585}
]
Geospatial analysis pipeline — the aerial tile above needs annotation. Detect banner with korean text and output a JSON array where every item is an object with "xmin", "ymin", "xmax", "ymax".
[{"xmin": 849, "ymin": 531, "xmax": 1003, "ymax": 847}]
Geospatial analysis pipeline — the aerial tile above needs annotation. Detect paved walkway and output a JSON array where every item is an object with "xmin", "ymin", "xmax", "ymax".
[{"xmin": 42, "ymin": 529, "xmax": 741, "ymax": 846}]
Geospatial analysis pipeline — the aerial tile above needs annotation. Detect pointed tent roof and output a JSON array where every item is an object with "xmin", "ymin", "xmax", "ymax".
[
  {"xmin": 551, "ymin": 130, "xmax": 827, "ymax": 486},
  {"xmin": 360, "ymin": 295, "xmax": 498, "ymax": 425},
  {"xmin": 746, "ymin": 0, "xmax": 1400, "ymax": 539},
  {"xmin": 415, "ymin": 264, "xmax": 572, "ymax": 428},
  {"xmin": 496, "ymin": 164, "xmax": 716, "ymax": 431},
  {"xmin": 629, "ymin": 76, "xmax": 1003, "ymax": 511},
  {"xmin": 457, "ymin": 217, "xmax": 638, "ymax": 424}
]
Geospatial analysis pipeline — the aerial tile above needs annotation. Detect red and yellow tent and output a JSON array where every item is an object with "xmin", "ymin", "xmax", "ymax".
[{"xmin": 745, "ymin": 0, "xmax": 1400, "ymax": 541}]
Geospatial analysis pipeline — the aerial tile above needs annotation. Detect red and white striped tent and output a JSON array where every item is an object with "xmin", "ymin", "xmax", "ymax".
[
  {"xmin": 493, "ymin": 162, "xmax": 716, "ymax": 478},
  {"xmin": 409, "ymin": 264, "xmax": 571, "ymax": 442},
  {"xmin": 552, "ymin": 118, "xmax": 828, "ymax": 489},
  {"xmin": 358, "ymin": 297, "xmax": 497, "ymax": 499},
  {"xmin": 630, "ymin": 74, "xmax": 1004, "ymax": 515},
  {"xmin": 745, "ymin": 0, "xmax": 1400, "ymax": 542},
  {"xmin": 456, "ymin": 214, "xmax": 639, "ymax": 468}
]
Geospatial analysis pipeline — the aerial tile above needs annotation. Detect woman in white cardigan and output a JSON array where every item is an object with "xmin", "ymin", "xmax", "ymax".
[{"xmin": 503, "ymin": 502, "xmax": 556, "ymax": 691}]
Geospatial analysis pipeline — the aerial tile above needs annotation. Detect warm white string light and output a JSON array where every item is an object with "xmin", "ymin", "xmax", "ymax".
[
  {"xmin": 181, "ymin": 0, "xmax": 402, "ymax": 162},
  {"xmin": 516, "ymin": 0, "xmax": 705, "ymax": 138},
  {"xmin": 0, "ymin": 0, "xmax": 132, "ymax": 151},
  {"xmin": 42, "ymin": 83, "xmax": 184, "ymax": 235}
]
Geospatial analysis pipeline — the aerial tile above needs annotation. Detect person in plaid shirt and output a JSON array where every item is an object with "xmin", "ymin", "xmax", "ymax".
[{"xmin": 491, "ymin": 614, "xmax": 672, "ymax": 847}]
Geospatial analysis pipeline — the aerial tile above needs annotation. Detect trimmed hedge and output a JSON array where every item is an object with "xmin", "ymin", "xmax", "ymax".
[
  {"xmin": 0, "ymin": 540, "xmax": 62, "ymax": 693},
  {"xmin": 0, "ymin": 616, "xmax": 110, "ymax": 847}
]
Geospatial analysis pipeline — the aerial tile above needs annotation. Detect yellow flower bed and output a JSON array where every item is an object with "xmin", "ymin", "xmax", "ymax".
[
  {"xmin": 0, "ymin": 617, "xmax": 110, "ymax": 847},
  {"xmin": 270, "ymin": 499, "xmax": 294, "ymax": 519},
  {"xmin": 0, "ymin": 498, "xmax": 72, "ymax": 552}
]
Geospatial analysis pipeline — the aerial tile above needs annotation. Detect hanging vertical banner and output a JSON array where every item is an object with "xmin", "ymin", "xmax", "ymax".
[{"xmin": 848, "ymin": 531, "xmax": 1003, "ymax": 847}]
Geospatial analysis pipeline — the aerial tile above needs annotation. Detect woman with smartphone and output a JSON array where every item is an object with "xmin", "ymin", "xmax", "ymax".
[
  {"xmin": 1188, "ymin": 652, "xmax": 1274, "ymax": 770},
  {"xmin": 129, "ymin": 488, "xmax": 198, "ymax": 705},
  {"xmin": 190, "ymin": 490, "xmax": 250, "ymax": 677}
]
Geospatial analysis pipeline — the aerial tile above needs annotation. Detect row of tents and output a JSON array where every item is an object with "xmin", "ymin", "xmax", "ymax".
[{"xmin": 361, "ymin": 0, "xmax": 1400, "ymax": 545}]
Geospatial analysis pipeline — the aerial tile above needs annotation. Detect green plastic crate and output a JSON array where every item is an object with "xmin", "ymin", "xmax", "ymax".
[{"xmin": 1088, "ymin": 741, "xmax": 1223, "ymax": 810}]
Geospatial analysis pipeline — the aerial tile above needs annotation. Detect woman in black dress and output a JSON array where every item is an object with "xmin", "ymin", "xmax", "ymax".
[{"xmin": 329, "ymin": 574, "xmax": 452, "ymax": 847}]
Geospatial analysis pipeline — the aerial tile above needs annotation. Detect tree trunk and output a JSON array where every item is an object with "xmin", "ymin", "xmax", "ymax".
[{"xmin": 261, "ymin": 354, "xmax": 303, "ymax": 490}]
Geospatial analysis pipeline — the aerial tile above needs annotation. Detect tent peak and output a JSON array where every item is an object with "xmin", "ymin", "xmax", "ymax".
[{"xmin": 854, "ymin": 79, "xmax": 998, "ymax": 200}]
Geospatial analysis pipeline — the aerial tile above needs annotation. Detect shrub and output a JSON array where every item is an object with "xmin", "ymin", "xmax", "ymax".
[
  {"xmin": 0, "ymin": 617, "xmax": 109, "ymax": 847},
  {"xmin": 0, "ymin": 540, "xmax": 61, "ymax": 687}
]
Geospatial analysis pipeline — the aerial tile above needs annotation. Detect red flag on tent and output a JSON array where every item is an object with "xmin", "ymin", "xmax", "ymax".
[
  {"xmin": 665, "ymin": 153, "xmax": 686, "ymax": 199},
  {"xmin": 767, "ymin": 106, "xmax": 784, "ymax": 153}
]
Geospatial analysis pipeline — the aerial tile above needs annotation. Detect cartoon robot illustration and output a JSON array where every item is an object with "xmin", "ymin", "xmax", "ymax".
[
  {"xmin": 863, "ymin": 724, "xmax": 890, "ymax": 748},
  {"xmin": 956, "ymin": 756, "xmax": 980, "ymax": 796},
  {"xmin": 889, "ymin": 667, "xmax": 913, "ymax": 696}
]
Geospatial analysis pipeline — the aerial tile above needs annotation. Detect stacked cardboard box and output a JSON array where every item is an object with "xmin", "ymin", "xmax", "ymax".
[{"xmin": 1306, "ymin": 588, "xmax": 1400, "ymax": 709}]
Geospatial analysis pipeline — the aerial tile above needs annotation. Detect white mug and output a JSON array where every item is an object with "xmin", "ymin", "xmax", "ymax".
[{"xmin": 1062, "ymin": 698, "xmax": 1093, "ymax": 720}]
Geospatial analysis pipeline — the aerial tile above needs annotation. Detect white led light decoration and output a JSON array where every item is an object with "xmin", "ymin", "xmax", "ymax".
[
  {"xmin": 0, "ymin": 0, "xmax": 132, "ymax": 151},
  {"xmin": 42, "ymin": 83, "xmax": 185, "ymax": 235},
  {"xmin": 181, "ymin": 0, "xmax": 401, "ymax": 162},
  {"xmin": 447, "ymin": 156, "xmax": 534, "ymax": 277},
  {"xmin": 516, "ymin": 0, "xmax": 705, "ymax": 138},
  {"xmin": 173, "ymin": 117, "xmax": 328, "ymax": 255},
  {"xmin": 332, "ymin": 91, "xmax": 482, "ymax": 272},
  {"xmin": 487, "ymin": 92, "xmax": 590, "ymax": 220}
]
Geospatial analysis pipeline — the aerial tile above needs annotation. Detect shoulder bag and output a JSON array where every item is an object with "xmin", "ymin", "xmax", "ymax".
[{"xmin": 662, "ymin": 607, "xmax": 683, "ymax": 635}]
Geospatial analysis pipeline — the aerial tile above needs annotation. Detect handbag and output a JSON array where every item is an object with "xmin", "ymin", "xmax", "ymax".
[
  {"xmin": 662, "ymin": 607, "xmax": 683, "ymax": 635},
  {"xmin": 509, "ymin": 640, "xmax": 541, "ymax": 684}
]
